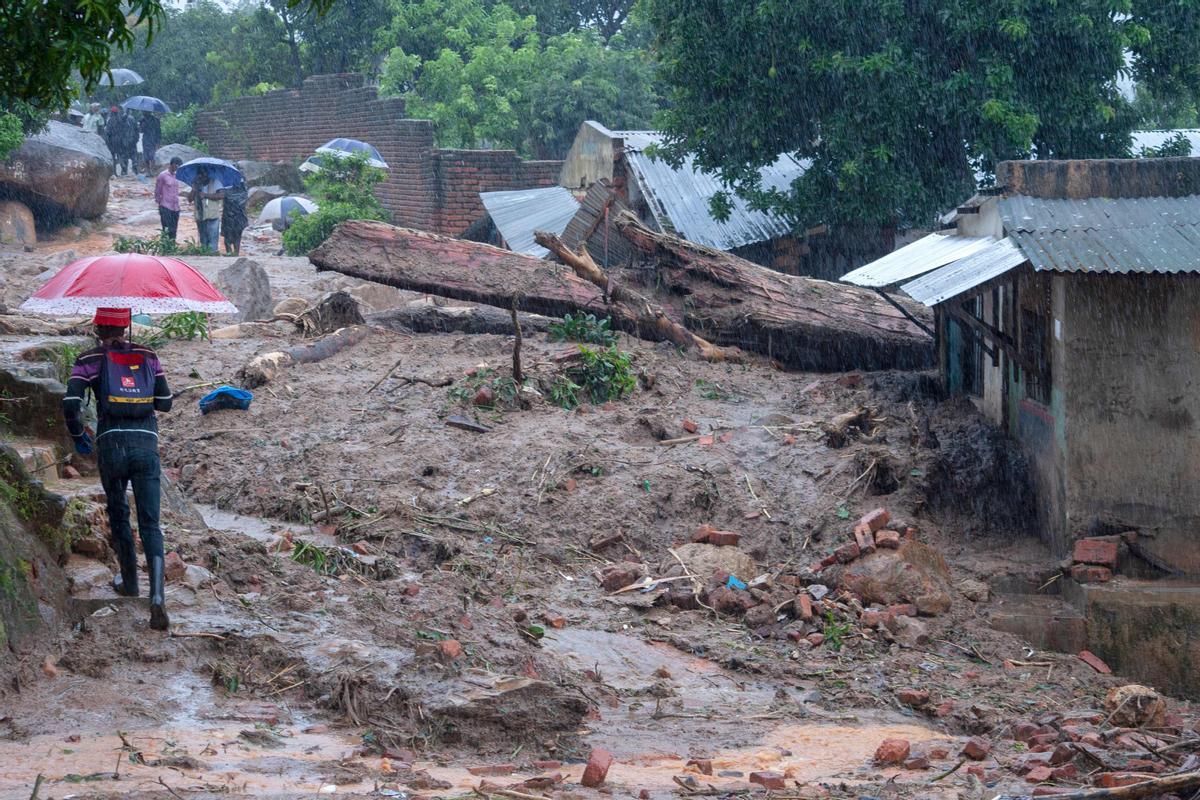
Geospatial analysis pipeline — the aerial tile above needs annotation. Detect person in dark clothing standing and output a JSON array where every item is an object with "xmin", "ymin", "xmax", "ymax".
[
  {"xmin": 63, "ymin": 308, "xmax": 174, "ymax": 630},
  {"xmin": 104, "ymin": 106, "xmax": 124, "ymax": 175},
  {"xmin": 222, "ymin": 182, "xmax": 249, "ymax": 255},
  {"xmin": 117, "ymin": 109, "xmax": 140, "ymax": 176},
  {"xmin": 140, "ymin": 111, "xmax": 161, "ymax": 173}
]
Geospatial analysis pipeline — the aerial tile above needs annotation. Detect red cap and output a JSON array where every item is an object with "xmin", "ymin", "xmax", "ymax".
[
  {"xmin": 110, "ymin": 105, "xmax": 119, "ymax": 113},
  {"xmin": 93, "ymin": 307, "xmax": 131, "ymax": 327}
]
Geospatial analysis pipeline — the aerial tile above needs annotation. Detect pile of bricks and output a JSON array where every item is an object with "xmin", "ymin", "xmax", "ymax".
[
  {"xmin": 810, "ymin": 507, "xmax": 913, "ymax": 572},
  {"xmin": 1068, "ymin": 534, "xmax": 1131, "ymax": 584}
]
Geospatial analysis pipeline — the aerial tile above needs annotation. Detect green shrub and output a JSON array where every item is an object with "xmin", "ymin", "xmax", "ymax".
[
  {"xmin": 553, "ymin": 345, "xmax": 637, "ymax": 408},
  {"xmin": 548, "ymin": 312, "xmax": 617, "ymax": 346},
  {"xmin": 0, "ymin": 112, "xmax": 23, "ymax": 159},
  {"xmin": 160, "ymin": 105, "xmax": 201, "ymax": 146},
  {"xmin": 282, "ymin": 202, "xmax": 388, "ymax": 256},
  {"xmin": 113, "ymin": 231, "xmax": 209, "ymax": 256},
  {"xmin": 139, "ymin": 312, "xmax": 209, "ymax": 349}
]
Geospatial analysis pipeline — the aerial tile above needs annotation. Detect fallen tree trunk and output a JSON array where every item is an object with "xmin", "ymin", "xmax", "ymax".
[
  {"xmin": 309, "ymin": 220, "xmax": 932, "ymax": 372},
  {"xmin": 610, "ymin": 211, "xmax": 933, "ymax": 371},
  {"xmin": 370, "ymin": 303, "xmax": 552, "ymax": 337},
  {"xmin": 237, "ymin": 325, "xmax": 371, "ymax": 388}
]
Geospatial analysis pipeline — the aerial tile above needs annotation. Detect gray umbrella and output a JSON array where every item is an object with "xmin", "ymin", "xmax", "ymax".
[{"xmin": 100, "ymin": 68, "xmax": 145, "ymax": 87}]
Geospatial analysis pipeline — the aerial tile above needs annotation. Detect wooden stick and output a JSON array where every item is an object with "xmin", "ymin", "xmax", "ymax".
[
  {"xmin": 1018, "ymin": 771, "xmax": 1200, "ymax": 799},
  {"xmin": 367, "ymin": 356, "xmax": 404, "ymax": 393}
]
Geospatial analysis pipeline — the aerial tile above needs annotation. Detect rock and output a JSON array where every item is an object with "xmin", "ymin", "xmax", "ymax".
[
  {"xmin": 216, "ymin": 258, "xmax": 273, "ymax": 323},
  {"xmin": 183, "ymin": 564, "xmax": 216, "ymax": 590},
  {"xmin": 743, "ymin": 604, "xmax": 776, "ymax": 628},
  {"xmin": 0, "ymin": 121, "xmax": 110, "ymax": 222},
  {"xmin": 896, "ymin": 688, "xmax": 930, "ymax": 708},
  {"xmin": 235, "ymin": 159, "xmax": 303, "ymax": 193},
  {"xmin": 836, "ymin": 539, "xmax": 953, "ymax": 614},
  {"xmin": 153, "ymin": 143, "xmax": 206, "ymax": 174},
  {"xmin": 0, "ymin": 201, "xmax": 36, "ymax": 248},
  {"xmin": 961, "ymin": 737, "xmax": 991, "ymax": 760},
  {"xmin": 1104, "ymin": 685, "xmax": 1166, "ymax": 728},
  {"xmin": 599, "ymin": 563, "xmax": 643, "ymax": 591},
  {"xmin": 874, "ymin": 738, "xmax": 911, "ymax": 764},
  {"xmin": 247, "ymin": 184, "xmax": 288, "ymax": 212},
  {"xmin": 437, "ymin": 639, "xmax": 463, "ymax": 660},
  {"xmin": 473, "ymin": 386, "xmax": 495, "ymax": 407},
  {"xmin": 673, "ymin": 542, "xmax": 758, "ymax": 583},
  {"xmin": 957, "ymin": 578, "xmax": 990, "ymax": 602},
  {"xmin": 164, "ymin": 551, "xmax": 187, "ymax": 582},
  {"xmin": 708, "ymin": 586, "xmax": 756, "ymax": 615},
  {"xmin": 687, "ymin": 759, "xmax": 713, "ymax": 775},
  {"xmin": 890, "ymin": 615, "xmax": 930, "ymax": 647},
  {"xmin": 273, "ymin": 297, "xmax": 309, "ymax": 318},
  {"xmin": 581, "ymin": 748, "xmax": 613, "ymax": 787}
]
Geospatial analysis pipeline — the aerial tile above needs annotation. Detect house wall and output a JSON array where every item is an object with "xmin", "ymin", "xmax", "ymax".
[
  {"xmin": 1060, "ymin": 274, "xmax": 1200, "ymax": 572},
  {"xmin": 559, "ymin": 121, "xmax": 618, "ymax": 190},
  {"xmin": 195, "ymin": 73, "xmax": 561, "ymax": 235}
]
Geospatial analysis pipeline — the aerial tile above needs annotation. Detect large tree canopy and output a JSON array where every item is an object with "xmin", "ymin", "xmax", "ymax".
[{"xmin": 644, "ymin": 0, "xmax": 1200, "ymax": 231}]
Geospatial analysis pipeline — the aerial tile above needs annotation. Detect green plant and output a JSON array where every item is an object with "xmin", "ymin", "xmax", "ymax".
[
  {"xmin": 139, "ymin": 311, "xmax": 209, "ymax": 349},
  {"xmin": 113, "ymin": 231, "xmax": 209, "ymax": 256},
  {"xmin": 0, "ymin": 112, "xmax": 23, "ymax": 160},
  {"xmin": 282, "ymin": 201, "xmax": 388, "ymax": 255},
  {"xmin": 548, "ymin": 312, "xmax": 618, "ymax": 346},
  {"xmin": 447, "ymin": 367, "xmax": 520, "ymax": 409},
  {"xmin": 694, "ymin": 378, "xmax": 730, "ymax": 401},
  {"xmin": 47, "ymin": 342, "xmax": 81, "ymax": 385},
  {"xmin": 160, "ymin": 105, "xmax": 202, "ymax": 147},
  {"xmin": 823, "ymin": 610, "xmax": 852, "ymax": 651},
  {"xmin": 553, "ymin": 345, "xmax": 636, "ymax": 409}
]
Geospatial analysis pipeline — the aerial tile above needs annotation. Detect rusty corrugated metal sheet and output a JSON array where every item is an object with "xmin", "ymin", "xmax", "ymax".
[
  {"xmin": 1000, "ymin": 195, "xmax": 1200, "ymax": 274},
  {"xmin": 613, "ymin": 130, "xmax": 807, "ymax": 251}
]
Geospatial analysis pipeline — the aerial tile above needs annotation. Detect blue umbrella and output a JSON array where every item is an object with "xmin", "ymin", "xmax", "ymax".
[
  {"xmin": 122, "ymin": 95, "xmax": 171, "ymax": 113},
  {"xmin": 315, "ymin": 138, "xmax": 389, "ymax": 169},
  {"xmin": 176, "ymin": 157, "xmax": 245, "ymax": 188},
  {"xmin": 100, "ymin": 68, "xmax": 145, "ymax": 88}
]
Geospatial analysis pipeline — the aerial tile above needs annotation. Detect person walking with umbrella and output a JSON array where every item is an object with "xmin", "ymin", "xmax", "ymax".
[
  {"xmin": 188, "ymin": 165, "xmax": 225, "ymax": 252},
  {"xmin": 23, "ymin": 254, "xmax": 237, "ymax": 632},
  {"xmin": 62, "ymin": 308, "xmax": 174, "ymax": 630}
]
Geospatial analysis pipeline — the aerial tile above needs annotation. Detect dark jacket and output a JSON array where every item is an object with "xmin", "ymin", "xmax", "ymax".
[{"xmin": 62, "ymin": 341, "xmax": 173, "ymax": 447}]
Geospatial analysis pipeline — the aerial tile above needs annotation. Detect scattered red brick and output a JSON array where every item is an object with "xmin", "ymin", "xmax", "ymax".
[
  {"xmin": 1072, "ymin": 538, "xmax": 1118, "ymax": 568},
  {"xmin": 903, "ymin": 756, "xmax": 930, "ymax": 770},
  {"xmin": 581, "ymin": 748, "xmax": 614, "ymax": 787},
  {"xmin": 834, "ymin": 542, "xmax": 861, "ymax": 563},
  {"xmin": 874, "ymin": 739, "xmax": 911, "ymax": 765},
  {"xmin": 707, "ymin": 530, "xmax": 741, "ymax": 547},
  {"xmin": 599, "ymin": 564, "xmax": 642, "ymax": 591},
  {"xmin": 874, "ymin": 530, "xmax": 901, "ymax": 549},
  {"xmin": 1070, "ymin": 564, "xmax": 1113, "ymax": 583},
  {"xmin": 927, "ymin": 745, "xmax": 950, "ymax": 759},
  {"xmin": 563, "ymin": 478, "xmax": 578, "ymax": 492},
  {"xmin": 1078, "ymin": 650, "xmax": 1112, "ymax": 674},
  {"xmin": 1126, "ymin": 759, "xmax": 1165, "ymax": 774},
  {"xmin": 718, "ymin": 431, "xmax": 734, "ymax": 443},
  {"xmin": 859, "ymin": 508, "xmax": 891, "ymax": 532},
  {"xmin": 1051, "ymin": 764, "xmax": 1078, "ymax": 780},
  {"xmin": 1049, "ymin": 744, "xmax": 1074, "ymax": 766},
  {"xmin": 472, "ymin": 386, "xmax": 495, "ymax": 407},
  {"xmin": 692, "ymin": 523, "xmax": 716, "ymax": 543},
  {"xmin": 681, "ymin": 419, "xmax": 699, "ymax": 434},
  {"xmin": 1013, "ymin": 722, "xmax": 1040, "ymax": 743},
  {"xmin": 437, "ymin": 639, "xmax": 463, "ymax": 660},
  {"xmin": 468, "ymin": 765, "xmax": 516, "ymax": 776},
  {"xmin": 966, "ymin": 765, "xmax": 985, "ymax": 779},
  {"xmin": 860, "ymin": 610, "xmax": 888, "ymax": 628},
  {"xmin": 887, "ymin": 603, "xmax": 917, "ymax": 617},
  {"xmin": 794, "ymin": 593, "xmax": 813, "ymax": 620},
  {"xmin": 351, "ymin": 541, "xmax": 371, "ymax": 555},
  {"xmin": 961, "ymin": 737, "xmax": 991, "ymax": 760},
  {"xmin": 1095, "ymin": 773, "xmax": 1155, "ymax": 788},
  {"xmin": 687, "ymin": 759, "xmax": 713, "ymax": 776},
  {"xmin": 806, "ymin": 632, "xmax": 825, "ymax": 647},
  {"xmin": 543, "ymin": 614, "xmax": 566, "ymax": 629},
  {"xmin": 896, "ymin": 688, "xmax": 930, "ymax": 708},
  {"xmin": 533, "ymin": 760, "xmax": 562, "ymax": 770},
  {"xmin": 750, "ymin": 771, "xmax": 787, "ymax": 790},
  {"xmin": 853, "ymin": 524, "xmax": 877, "ymax": 555},
  {"xmin": 1025, "ymin": 766, "xmax": 1054, "ymax": 783},
  {"xmin": 698, "ymin": 435, "xmax": 715, "ymax": 445}
]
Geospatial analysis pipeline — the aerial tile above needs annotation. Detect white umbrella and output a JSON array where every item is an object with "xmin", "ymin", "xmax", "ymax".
[{"xmin": 257, "ymin": 196, "xmax": 318, "ymax": 225}]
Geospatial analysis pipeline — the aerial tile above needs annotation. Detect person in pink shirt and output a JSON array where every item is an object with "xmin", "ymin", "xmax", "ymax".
[{"xmin": 155, "ymin": 157, "xmax": 182, "ymax": 242}]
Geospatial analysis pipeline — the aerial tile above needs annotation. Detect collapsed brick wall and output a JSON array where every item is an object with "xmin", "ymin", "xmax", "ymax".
[{"xmin": 196, "ymin": 74, "xmax": 562, "ymax": 235}]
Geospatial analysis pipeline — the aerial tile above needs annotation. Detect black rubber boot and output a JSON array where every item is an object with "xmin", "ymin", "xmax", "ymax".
[
  {"xmin": 148, "ymin": 555, "xmax": 169, "ymax": 631},
  {"xmin": 111, "ymin": 539, "xmax": 139, "ymax": 597}
]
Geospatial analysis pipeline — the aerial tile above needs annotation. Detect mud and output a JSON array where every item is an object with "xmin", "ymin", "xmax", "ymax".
[{"xmin": 1, "ymin": 181, "xmax": 1196, "ymax": 800}]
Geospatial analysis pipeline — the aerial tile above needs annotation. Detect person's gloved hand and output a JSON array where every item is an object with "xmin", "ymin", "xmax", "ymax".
[{"xmin": 73, "ymin": 430, "xmax": 94, "ymax": 456}]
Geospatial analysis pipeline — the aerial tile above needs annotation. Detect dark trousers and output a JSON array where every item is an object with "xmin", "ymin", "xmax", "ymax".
[
  {"xmin": 159, "ymin": 207, "xmax": 179, "ymax": 241},
  {"xmin": 98, "ymin": 440, "xmax": 164, "ymax": 563}
]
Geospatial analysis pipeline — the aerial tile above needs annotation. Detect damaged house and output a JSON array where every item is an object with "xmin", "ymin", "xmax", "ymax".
[{"xmin": 843, "ymin": 158, "xmax": 1200, "ymax": 579}]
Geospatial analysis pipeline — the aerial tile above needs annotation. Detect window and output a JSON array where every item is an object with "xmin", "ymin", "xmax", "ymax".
[{"xmin": 1021, "ymin": 307, "xmax": 1051, "ymax": 404}]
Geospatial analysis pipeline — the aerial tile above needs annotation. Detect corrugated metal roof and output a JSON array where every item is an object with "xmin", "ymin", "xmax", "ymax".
[
  {"xmin": 1000, "ymin": 195, "xmax": 1200, "ymax": 274},
  {"xmin": 840, "ymin": 233, "xmax": 996, "ymax": 288},
  {"xmin": 900, "ymin": 238, "xmax": 1027, "ymax": 306},
  {"xmin": 479, "ymin": 186, "xmax": 579, "ymax": 258},
  {"xmin": 1131, "ymin": 129, "xmax": 1200, "ymax": 156},
  {"xmin": 612, "ymin": 130, "xmax": 807, "ymax": 251}
]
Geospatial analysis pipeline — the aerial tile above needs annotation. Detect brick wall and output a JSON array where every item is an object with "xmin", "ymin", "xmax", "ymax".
[
  {"xmin": 433, "ymin": 150, "xmax": 564, "ymax": 236},
  {"xmin": 196, "ymin": 74, "xmax": 563, "ymax": 235}
]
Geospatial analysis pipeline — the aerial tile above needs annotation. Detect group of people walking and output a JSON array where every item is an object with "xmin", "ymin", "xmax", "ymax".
[
  {"xmin": 152, "ymin": 159, "xmax": 248, "ymax": 255},
  {"xmin": 81, "ymin": 102, "xmax": 161, "ymax": 177}
]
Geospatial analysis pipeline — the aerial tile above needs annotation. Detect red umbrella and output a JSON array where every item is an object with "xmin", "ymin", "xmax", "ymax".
[{"xmin": 20, "ymin": 254, "xmax": 238, "ymax": 316}]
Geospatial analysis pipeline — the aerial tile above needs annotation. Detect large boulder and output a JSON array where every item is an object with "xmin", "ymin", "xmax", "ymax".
[
  {"xmin": 673, "ymin": 542, "xmax": 759, "ymax": 583},
  {"xmin": 235, "ymin": 160, "xmax": 303, "ymax": 193},
  {"xmin": 216, "ymin": 258, "xmax": 273, "ymax": 322},
  {"xmin": 0, "ymin": 121, "xmax": 110, "ymax": 223},
  {"xmin": 835, "ymin": 539, "xmax": 954, "ymax": 615},
  {"xmin": 0, "ymin": 201, "xmax": 36, "ymax": 248},
  {"xmin": 153, "ymin": 143, "xmax": 207, "ymax": 174}
]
